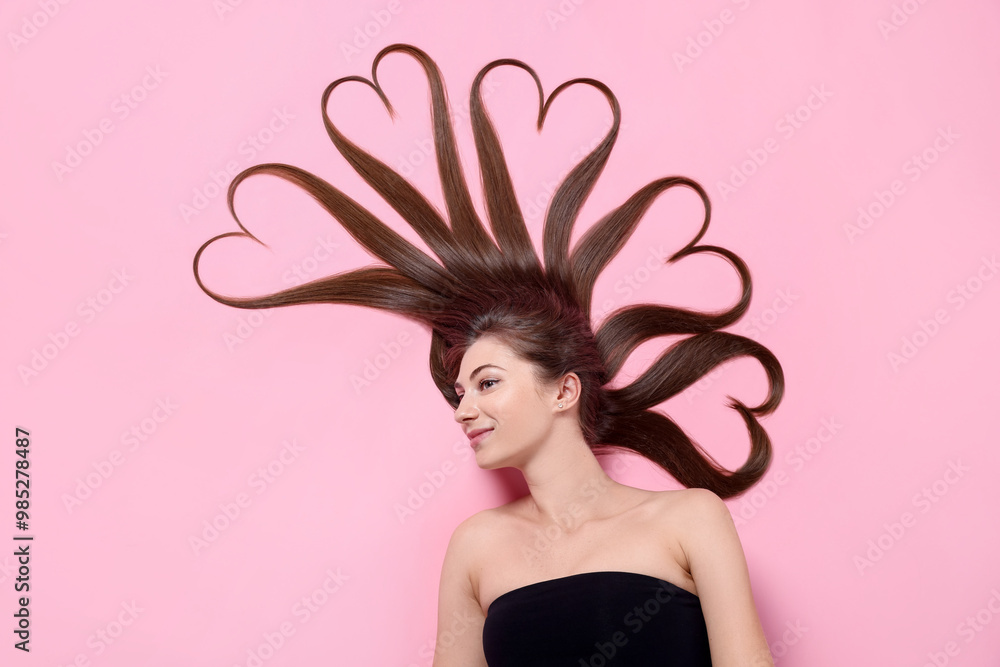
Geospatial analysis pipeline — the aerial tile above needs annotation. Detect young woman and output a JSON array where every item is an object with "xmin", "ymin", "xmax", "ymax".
[{"xmin": 194, "ymin": 44, "xmax": 782, "ymax": 666}]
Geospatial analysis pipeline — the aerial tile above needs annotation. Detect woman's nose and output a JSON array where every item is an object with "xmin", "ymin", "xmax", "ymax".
[{"xmin": 453, "ymin": 394, "xmax": 478, "ymax": 422}]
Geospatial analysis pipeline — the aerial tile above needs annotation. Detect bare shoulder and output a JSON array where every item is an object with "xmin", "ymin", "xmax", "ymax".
[
  {"xmin": 451, "ymin": 497, "xmax": 526, "ymax": 535},
  {"xmin": 442, "ymin": 501, "xmax": 520, "ymax": 570},
  {"xmin": 643, "ymin": 487, "xmax": 739, "ymax": 566},
  {"xmin": 444, "ymin": 506, "xmax": 500, "ymax": 563},
  {"xmin": 448, "ymin": 506, "xmax": 497, "ymax": 541},
  {"xmin": 639, "ymin": 487, "xmax": 732, "ymax": 528},
  {"xmin": 653, "ymin": 487, "xmax": 733, "ymax": 531},
  {"xmin": 435, "ymin": 510, "xmax": 496, "ymax": 667},
  {"xmin": 658, "ymin": 488, "xmax": 755, "ymax": 613},
  {"xmin": 652, "ymin": 488, "xmax": 773, "ymax": 665}
]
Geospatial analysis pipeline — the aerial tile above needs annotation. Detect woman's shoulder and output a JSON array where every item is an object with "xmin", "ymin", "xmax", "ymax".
[
  {"xmin": 649, "ymin": 488, "xmax": 743, "ymax": 571},
  {"xmin": 628, "ymin": 485, "xmax": 727, "ymax": 517},
  {"xmin": 635, "ymin": 487, "xmax": 734, "ymax": 542},
  {"xmin": 441, "ymin": 500, "xmax": 529, "ymax": 598},
  {"xmin": 445, "ymin": 499, "xmax": 524, "ymax": 553},
  {"xmin": 654, "ymin": 486, "xmax": 728, "ymax": 512}
]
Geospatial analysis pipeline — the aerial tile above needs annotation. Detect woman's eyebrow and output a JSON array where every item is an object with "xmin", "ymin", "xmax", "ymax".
[{"xmin": 454, "ymin": 364, "xmax": 506, "ymax": 390}]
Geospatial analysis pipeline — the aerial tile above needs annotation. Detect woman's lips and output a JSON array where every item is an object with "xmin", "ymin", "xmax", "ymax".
[{"xmin": 468, "ymin": 428, "xmax": 493, "ymax": 449}]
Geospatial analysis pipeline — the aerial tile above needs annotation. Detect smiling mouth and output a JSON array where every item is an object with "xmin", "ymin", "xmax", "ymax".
[{"xmin": 468, "ymin": 428, "xmax": 493, "ymax": 448}]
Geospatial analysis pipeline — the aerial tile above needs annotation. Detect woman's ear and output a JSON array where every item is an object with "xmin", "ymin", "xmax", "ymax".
[{"xmin": 555, "ymin": 372, "xmax": 582, "ymax": 410}]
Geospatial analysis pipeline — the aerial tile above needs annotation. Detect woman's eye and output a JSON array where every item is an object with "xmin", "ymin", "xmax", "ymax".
[{"xmin": 480, "ymin": 379, "xmax": 497, "ymax": 390}]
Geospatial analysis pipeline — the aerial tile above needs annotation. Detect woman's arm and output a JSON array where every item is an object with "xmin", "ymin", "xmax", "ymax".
[
  {"xmin": 678, "ymin": 488, "xmax": 774, "ymax": 667},
  {"xmin": 432, "ymin": 516, "xmax": 489, "ymax": 667}
]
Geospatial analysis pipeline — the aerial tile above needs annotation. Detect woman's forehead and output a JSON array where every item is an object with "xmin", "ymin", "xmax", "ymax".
[{"xmin": 457, "ymin": 337, "xmax": 519, "ymax": 376}]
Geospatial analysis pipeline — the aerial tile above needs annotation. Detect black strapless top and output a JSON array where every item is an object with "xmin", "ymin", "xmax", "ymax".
[{"xmin": 482, "ymin": 571, "xmax": 711, "ymax": 666}]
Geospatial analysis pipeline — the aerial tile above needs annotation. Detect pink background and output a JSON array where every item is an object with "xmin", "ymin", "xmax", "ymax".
[{"xmin": 4, "ymin": 0, "xmax": 999, "ymax": 664}]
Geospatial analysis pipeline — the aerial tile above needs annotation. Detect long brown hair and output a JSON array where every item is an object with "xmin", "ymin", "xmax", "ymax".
[{"xmin": 193, "ymin": 44, "xmax": 783, "ymax": 498}]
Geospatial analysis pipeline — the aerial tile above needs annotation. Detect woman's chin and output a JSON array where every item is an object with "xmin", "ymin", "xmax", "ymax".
[
  {"xmin": 473, "ymin": 451, "xmax": 495, "ymax": 469},
  {"xmin": 473, "ymin": 447, "xmax": 506, "ymax": 471}
]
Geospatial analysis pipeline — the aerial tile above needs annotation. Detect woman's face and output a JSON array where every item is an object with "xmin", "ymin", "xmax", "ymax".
[{"xmin": 453, "ymin": 336, "xmax": 559, "ymax": 469}]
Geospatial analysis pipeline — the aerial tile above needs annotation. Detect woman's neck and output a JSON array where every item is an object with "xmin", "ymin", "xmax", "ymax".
[{"xmin": 519, "ymin": 431, "xmax": 626, "ymax": 533}]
